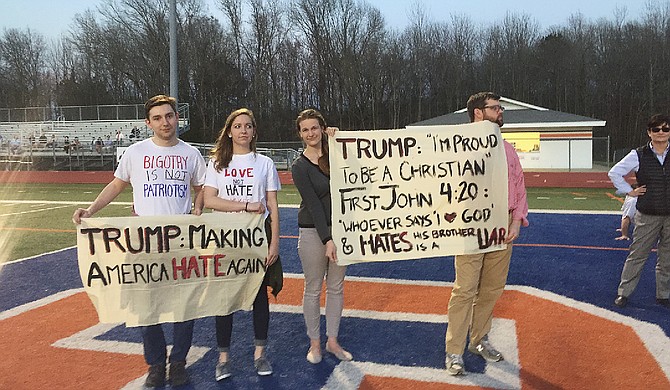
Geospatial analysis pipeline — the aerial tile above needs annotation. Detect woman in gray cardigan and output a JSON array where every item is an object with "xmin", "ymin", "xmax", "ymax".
[{"xmin": 291, "ymin": 109, "xmax": 353, "ymax": 364}]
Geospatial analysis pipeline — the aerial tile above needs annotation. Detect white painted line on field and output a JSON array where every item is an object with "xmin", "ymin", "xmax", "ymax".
[
  {"xmin": 324, "ymin": 319, "xmax": 520, "ymax": 389},
  {"xmin": 272, "ymin": 303, "xmax": 448, "ymax": 324},
  {"xmin": 0, "ymin": 204, "xmax": 72, "ymax": 217},
  {"xmin": 54, "ymin": 323, "xmax": 209, "ymax": 390},
  {"xmin": 0, "ymin": 286, "xmax": 208, "ymax": 390},
  {"xmin": 510, "ymin": 284, "xmax": 670, "ymax": 381},
  {"xmin": 278, "ymin": 274, "xmax": 670, "ymax": 386},
  {"xmin": 3, "ymin": 246, "xmax": 76, "ymax": 265},
  {"xmin": 274, "ymin": 274, "xmax": 521, "ymax": 388},
  {"xmin": 529, "ymin": 209, "xmax": 620, "ymax": 215},
  {"xmin": 0, "ymin": 288, "xmax": 83, "ymax": 320}
]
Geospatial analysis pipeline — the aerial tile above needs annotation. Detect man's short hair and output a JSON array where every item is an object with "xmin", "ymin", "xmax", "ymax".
[
  {"xmin": 144, "ymin": 95, "xmax": 177, "ymax": 119},
  {"xmin": 466, "ymin": 92, "xmax": 501, "ymax": 123}
]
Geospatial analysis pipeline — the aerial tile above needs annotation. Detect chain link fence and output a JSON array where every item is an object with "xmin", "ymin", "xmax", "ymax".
[{"xmin": 0, "ymin": 140, "xmax": 302, "ymax": 172}]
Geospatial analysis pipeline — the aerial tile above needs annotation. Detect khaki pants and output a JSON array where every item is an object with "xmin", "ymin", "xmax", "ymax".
[
  {"xmin": 618, "ymin": 211, "xmax": 670, "ymax": 299},
  {"xmin": 297, "ymin": 228, "xmax": 348, "ymax": 340},
  {"xmin": 445, "ymin": 242, "xmax": 513, "ymax": 355}
]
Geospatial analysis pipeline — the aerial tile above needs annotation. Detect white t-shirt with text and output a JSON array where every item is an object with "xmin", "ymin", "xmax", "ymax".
[
  {"xmin": 115, "ymin": 138, "xmax": 206, "ymax": 216},
  {"xmin": 204, "ymin": 152, "xmax": 281, "ymax": 218}
]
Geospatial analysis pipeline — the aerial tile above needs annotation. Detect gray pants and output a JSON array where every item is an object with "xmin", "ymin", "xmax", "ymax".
[
  {"xmin": 297, "ymin": 228, "xmax": 347, "ymax": 340},
  {"xmin": 618, "ymin": 211, "xmax": 670, "ymax": 299}
]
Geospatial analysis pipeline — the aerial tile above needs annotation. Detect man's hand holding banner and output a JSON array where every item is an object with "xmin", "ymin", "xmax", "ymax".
[
  {"xmin": 76, "ymin": 212, "xmax": 267, "ymax": 326},
  {"xmin": 329, "ymin": 122, "xmax": 509, "ymax": 265}
]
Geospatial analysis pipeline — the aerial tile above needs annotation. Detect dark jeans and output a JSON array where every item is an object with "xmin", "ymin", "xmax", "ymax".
[
  {"xmin": 141, "ymin": 320, "xmax": 194, "ymax": 365},
  {"xmin": 215, "ymin": 281, "xmax": 269, "ymax": 350}
]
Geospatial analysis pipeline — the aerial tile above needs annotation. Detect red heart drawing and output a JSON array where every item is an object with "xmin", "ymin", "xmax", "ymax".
[{"xmin": 445, "ymin": 212, "xmax": 457, "ymax": 223}]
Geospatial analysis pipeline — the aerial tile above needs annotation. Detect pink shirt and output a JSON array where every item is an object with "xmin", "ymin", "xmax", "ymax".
[{"xmin": 504, "ymin": 140, "xmax": 529, "ymax": 226}]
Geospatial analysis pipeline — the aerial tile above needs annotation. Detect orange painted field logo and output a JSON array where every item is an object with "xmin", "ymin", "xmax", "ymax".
[{"xmin": 1, "ymin": 274, "xmax": 669, "ymax": 389}]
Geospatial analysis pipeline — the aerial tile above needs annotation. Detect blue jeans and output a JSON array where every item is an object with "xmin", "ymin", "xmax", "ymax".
[{"xmin": 141, "ymin": 320, "xmax": 194, "ymax": 365}]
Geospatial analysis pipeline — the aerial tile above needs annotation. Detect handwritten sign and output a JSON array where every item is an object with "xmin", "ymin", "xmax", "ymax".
[
  {"xmin": 329, "ymin": 122, "xmax": 509, "ymax": 265},
  {"xmin": 76, "ymin": 212, "xmax": 267, "ymax": 326}
]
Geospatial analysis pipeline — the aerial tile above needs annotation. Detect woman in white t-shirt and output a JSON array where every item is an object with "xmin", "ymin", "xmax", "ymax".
[{"xmin": 203, "ymin": 108, "xmax": 281, "ymax": 380}]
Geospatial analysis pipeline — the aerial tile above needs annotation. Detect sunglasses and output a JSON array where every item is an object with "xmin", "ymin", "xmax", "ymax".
[{"xmin": 650, "ymin": 126, "xmax": 670, "ymax": 133}]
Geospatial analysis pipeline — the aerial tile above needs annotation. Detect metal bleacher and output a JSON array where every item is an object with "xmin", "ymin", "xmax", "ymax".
[
  {"xmin": 0, "ymin": 102, "xmax": 174, "ymax": 171},
  {"xmin": 0, "ymin": 120, "xmax": 150, "ymax": 171},
  {"xmin": 0, "ymin": 102, "xmax": 301, "ymax": 172}
]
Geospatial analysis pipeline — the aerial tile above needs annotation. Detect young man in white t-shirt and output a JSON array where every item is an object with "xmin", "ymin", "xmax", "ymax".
[{"xmin": 72, "ymin": 95, "xmax": 206, "ymax": 388}]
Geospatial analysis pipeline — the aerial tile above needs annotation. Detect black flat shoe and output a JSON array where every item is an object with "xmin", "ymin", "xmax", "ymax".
[
  {"xmin": 614, "ymin": 295, "xmax": 628, "ymax": 307},
  {"xmin": 656, "ymin": 298, "xmax": 670, "ymax": 308}
]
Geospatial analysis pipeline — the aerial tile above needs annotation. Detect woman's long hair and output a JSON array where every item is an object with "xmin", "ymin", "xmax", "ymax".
[
  {"xmin": 210, "ymin": 108, "xmax": 257, "ymax": 171},
  {"xmin": 296, "ymin": 108, "xmax": 329, "ymax": 175}
]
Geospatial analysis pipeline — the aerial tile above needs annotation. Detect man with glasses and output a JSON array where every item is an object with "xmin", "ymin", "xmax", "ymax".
[
  {"xmin": 609, "ymin": 114, "xmax": 670, "ymax": 309},
  {"xmin": 445, "ymin": 91, "xmax": 528, "ymax": 376}
]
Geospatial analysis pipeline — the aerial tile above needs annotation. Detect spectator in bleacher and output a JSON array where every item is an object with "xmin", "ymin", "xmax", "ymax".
[
  {"xmin": 63, "ymin": 136, "xmax": 70, "ymax": 153},
  {"xmin": 104, "ymin": 135, "xmax": 114, "ymax": 151},
  {"xmin": 46, "ymin": 135, "xmax": 56, "ymax": 149},
  {"xmin": 116, "ymin": 129, "xmax": 125, "ymax": 146},
  {"xmin": 72, "ymin": 94, "xmax": 206, "ymax": 388},
  {"xmin": 39, "ymin": 134, "xmax": 47, "ymax": 148},
  {"xmin": 72, "ymin": 137, "xmax": 81, "ymax": 152},
  {"xmin": 9, "ymin": 136, "xmax": 21, "ymax": 154},
  {"xmin": 95, "ymin": 137, "xmax": 103, "ymax": 154}
]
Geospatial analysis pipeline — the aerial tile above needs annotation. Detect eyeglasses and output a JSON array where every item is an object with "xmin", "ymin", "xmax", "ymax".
[
  {"xmin": 483, "ymin": 105, "xmax": 505, "ymax": 112},
  {"xmin": 650, "ymin": 126, "xmax": 670, "ymax": 133}
]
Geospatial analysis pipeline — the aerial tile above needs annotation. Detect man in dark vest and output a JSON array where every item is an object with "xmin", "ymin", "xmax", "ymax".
[{"xmin": 608, "ymin": 114, "xmax": 670, "ymax": 308}]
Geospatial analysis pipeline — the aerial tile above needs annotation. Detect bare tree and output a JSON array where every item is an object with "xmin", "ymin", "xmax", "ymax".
[
  {"xmin": 182, "ymin": 14, "xmax": 244, "ymax": 142},
  {"xmin": 4, "ymin": 0, "xmax": 670, "ymax": 152},
  {"xmin": 293, "ymin": 0, "xmax": 337, "ymax": 115},
  {"xmin": 0, "ymin": 28, "xmax": 48, "ymax": 108},
  {"xmin": 481, "ymin": 12, "xmax": 540, "ymax": 100},
  {"xmin": 218, "ymin": 0, "xmax": 244, "ymax": 71}
]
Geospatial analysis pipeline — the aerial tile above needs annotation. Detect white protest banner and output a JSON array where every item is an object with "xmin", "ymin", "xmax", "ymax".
[
  {"xmin": 76, "ymin": 212, "xmax": 267, "ymax": 327},
  {"xmin": 329, "ymin": 121, "xmax": 509, "ymax": 265}
]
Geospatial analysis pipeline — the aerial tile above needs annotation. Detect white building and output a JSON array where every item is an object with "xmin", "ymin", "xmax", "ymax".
[{"xmin": 409, "ymin": 97, "xmax": 606, "ymax": 170}]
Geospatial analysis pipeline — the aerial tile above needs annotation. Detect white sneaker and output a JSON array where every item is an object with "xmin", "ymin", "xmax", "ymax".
[{"xmin": 445, "ymin": 353, "xmax": 466, "ymax": 376}]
